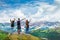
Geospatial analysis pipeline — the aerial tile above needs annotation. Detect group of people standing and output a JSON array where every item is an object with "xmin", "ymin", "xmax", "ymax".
[{"xmin": 10, "ymin": 18, "xmax": 30, "ymax": 34}]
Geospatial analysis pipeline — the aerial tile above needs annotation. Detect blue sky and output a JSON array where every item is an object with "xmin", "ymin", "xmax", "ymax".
[
  {"xmin": 0, "ymin": 0, "xmax": 54, "ymax": 9},
  {"xmin": 0, "ymin": 0, "xmax": 60, "ymax": 23}
]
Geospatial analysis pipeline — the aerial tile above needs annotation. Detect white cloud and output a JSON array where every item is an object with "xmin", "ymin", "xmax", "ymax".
[
  {"xmin": 9, "ymin": 9, "xmax": 26, "ymax": 18},
  {"xmin": 29, "ymin": 2, "xmax": 58, "ymax": 23},
  {"xmin": 19, "ymin": 2, "xmax": 60, "ymax": 23},
  {"xmin": 0, "ymin": 1, "xmax": 60, "ymax": 23},
  {"xmin": 0, "ymin": 9, "xmax": 26, "ymax": 23},
  {"xmin": 55, "ymin": 0, "xmax": 60, "ymax": 4}
]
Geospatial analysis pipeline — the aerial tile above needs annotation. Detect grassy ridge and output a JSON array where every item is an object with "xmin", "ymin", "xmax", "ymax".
[
  {"xmin": 1, "ymin": 28, "xmax": 60, "ymax": 40},
  {"xmin": 30, "ymin": 29, "xmax": 60, "ymax": 40},
  {"xmin": 7, "ymin": 33, "xmax": 41, "ymax": 40},
  {"xmin": 0, "ymin": 30, "xmax": 41, "ymax": 40},
  {"xmin": 0, "ymin": 30, "xmax": 8, "ymax": 40}
]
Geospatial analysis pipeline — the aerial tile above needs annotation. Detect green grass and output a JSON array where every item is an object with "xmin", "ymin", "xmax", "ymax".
[
  {"xmin": 6, "ymin": 33, "xmax": 41, "ymax": 40},
  {"xmin": 0, "ymin": 30, "xmax": 8, "ymax": 40},
  {"xmin": 0, "ymin": 30, "xmax": 41, "ymax": 40},
  {"xmin": 30, "ymin": 29, "xmax": 60, "ymax": 40},
  {"xmin": 0, "ymin": 28, "xmax": 60, "ymax": 40}
]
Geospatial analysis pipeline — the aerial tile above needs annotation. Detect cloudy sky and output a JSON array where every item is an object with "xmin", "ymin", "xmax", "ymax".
[{"xmin": 0, "ymin": 0, "xmax": 60, "ymax": 23}]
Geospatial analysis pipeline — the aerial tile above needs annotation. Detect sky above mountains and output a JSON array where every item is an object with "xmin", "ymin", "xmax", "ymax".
[{"xmin": 0, "ymin": 0, "xmax": 60, "ymax": 23}]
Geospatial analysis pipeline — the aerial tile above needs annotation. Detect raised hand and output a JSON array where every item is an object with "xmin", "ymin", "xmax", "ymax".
[{"xmin": 21, "ymin": 18, "xmax": 26, "ymax": 21}]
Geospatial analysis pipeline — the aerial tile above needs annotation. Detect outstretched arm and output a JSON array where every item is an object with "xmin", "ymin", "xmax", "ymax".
[
  {"xmin": 29, "ymin": 19, "xmax": 31, "ymax": 23},
  {"xmin": 14, "ymin": 18, "xmax": 15, "ymax": 21},
  {"xmin": 21, "ymin": 18, "xmax": 26, "ymax": 21},
  {"xmin": 10, "ymin": 19, "xmax": 11, "ymax": 22}
]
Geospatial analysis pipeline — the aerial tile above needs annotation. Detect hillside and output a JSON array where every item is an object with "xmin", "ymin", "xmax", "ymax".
[
  {"xmin": 4, "ymin": 33, "xmax": 41, "ymax": 40},
  {"xmin": 30, "ymin": 29, "xmax": 60, "ymax": 40},
  {"xmin": 0, "ymin": 30, "xmax": 8, "ymax": 40},
  {"xmin": 0, "ymin": 30, "xmax": 41, "ymax": 40}
]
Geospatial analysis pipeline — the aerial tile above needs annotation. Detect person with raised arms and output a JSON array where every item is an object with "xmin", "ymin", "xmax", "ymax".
[
  {"xmin": 17, "ymin": 18, "xmax": 25, "ymax": 34},
  {"xmin": 25, "ymin": 19, "xmax": 31, "ymax": 33},
  {"xmin": 10, "ymin": 18, "xmax": 15, "ymax": 34}
]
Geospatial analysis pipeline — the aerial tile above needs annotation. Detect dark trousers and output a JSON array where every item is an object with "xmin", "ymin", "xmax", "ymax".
[
  {"xmin": 26, "ymin": 27, "xmax": 29, "ymax": 33},
  {"xmin": 17, "ymin": 25, "xmax": 21, "ymax": 34}
]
